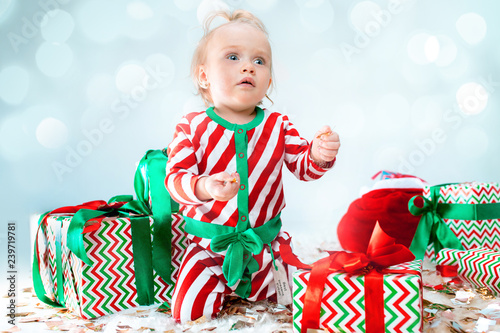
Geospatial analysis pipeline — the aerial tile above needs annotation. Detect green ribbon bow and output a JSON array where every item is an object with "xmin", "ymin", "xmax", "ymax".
[
  {"xmin": 211, "ymin": 228, "xmax": 264, "ymax": 287},
  {"xmin": 409, "ymin": 184, "xmax": 500, "ymax": 260},
  {"xmin": 67, "ymin": 195, "xmax": 146, "ymax": 266},
  {"xmin": 184, "ymin": 214, "xmax": 282, "ymax": 298}
]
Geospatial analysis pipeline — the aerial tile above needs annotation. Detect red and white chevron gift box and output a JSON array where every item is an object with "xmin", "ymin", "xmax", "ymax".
[
  {"xmin": 35, "ymin": 213, "xmax": 187, "ymax": 319},
  {"xmin": 292, "ymin": 260, "xmax": 423, "ymax": 333},
  {"xmin": 424, "ymin": 182, "xmax": 500, "ymax": 259},
  {"xmin": 436, "ymin": 248, "xmax": 500, "ymax": 296}
]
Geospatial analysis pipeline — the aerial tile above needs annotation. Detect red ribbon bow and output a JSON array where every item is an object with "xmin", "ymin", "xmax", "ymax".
[{"xmin": 280, "ymin": 222, "xmax": 418, "ymax": 333}]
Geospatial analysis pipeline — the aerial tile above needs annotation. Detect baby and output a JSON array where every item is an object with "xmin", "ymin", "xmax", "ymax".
[{"xmin": 165, "ymin": 9, "xmax": 340, "ymax": 322}]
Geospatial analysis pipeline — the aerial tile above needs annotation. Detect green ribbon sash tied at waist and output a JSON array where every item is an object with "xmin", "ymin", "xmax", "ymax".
[
  {"xmin": 184, "ymin": 214, "xmax": 282, "ymax": 298},
  {"xmin": 409, "ymin": 184, "xmax": 500, "ymax": 260}
]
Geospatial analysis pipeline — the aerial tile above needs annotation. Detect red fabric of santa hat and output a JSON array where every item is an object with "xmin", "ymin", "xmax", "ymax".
[{"xmin": 337, "ymin": 171, "xmax": 426, "ymax": 254}]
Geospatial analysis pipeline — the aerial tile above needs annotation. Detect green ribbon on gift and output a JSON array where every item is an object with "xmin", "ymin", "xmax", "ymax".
[
  {"xmin": 134, "ymin": 149, "xmax": 179, "ymax": 285},
  {"xmin": 66, "ymin": 190, "xmax": 177, "ymax": 307},
  {"xmin": 67, "ymin": 195, "xmax": 160, "ymax": 306},
  {"xmin": 32, "ymin": 211, "xmax": 65, "ymax": 308},
  {"xmin": 184, "ymin": 214, "xmax": 281, "ymax": 298},
  {"xmin": 409, "ymin": 184, "xmax": 500, "ymax": 260}
]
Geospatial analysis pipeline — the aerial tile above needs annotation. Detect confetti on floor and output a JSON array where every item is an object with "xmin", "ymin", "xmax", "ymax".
[{"xmin": 4, "ymin": 236, "xmax": 500, "ymax": 332}]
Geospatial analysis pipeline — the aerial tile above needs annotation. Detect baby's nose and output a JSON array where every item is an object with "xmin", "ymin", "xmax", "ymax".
[{"xmin": 241, "ymin": 62, "xmax": 255, "ymax": 74}]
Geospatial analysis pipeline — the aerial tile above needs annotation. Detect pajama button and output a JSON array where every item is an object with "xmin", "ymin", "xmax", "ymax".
[
  {"xmin": 237, "ymin": 128, "xmax": 244, "ymax": 134},
  {"xmin": 240, "ymin": 184, "xmax": 245, "ymax": 190},
  {"xmin": 238, "ymin": 152, "xmax": 244, "ymax": 158},
  {"xmin": 243, "ymin": 254, "xmax": 249, "ymax": 259},
  {"xmin": 240, "ymin": 215, "xmax": 247, "ymax": 222}
]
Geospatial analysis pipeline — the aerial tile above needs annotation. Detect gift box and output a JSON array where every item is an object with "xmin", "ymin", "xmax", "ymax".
[
  {"xmin": 287, "ymin": 223, "xmax": 423, "ymax": 333},
  {"xmin": 292, "ymin": 260, "xmax": 423, "ymax": 333},
  {"xmin": 436, "ymin": 248, "xmax": 500, "ymax": 296},
  {"xmin": 33, "ymin": 201, "xmax": 187, "ymax": 319},
  {"xmin": 33, "ymin": 149, "xmax": 187, "ymax": 319},
  {"xmin": 408, "ymin": 182, "xmax": 500, "ymax": 260}
]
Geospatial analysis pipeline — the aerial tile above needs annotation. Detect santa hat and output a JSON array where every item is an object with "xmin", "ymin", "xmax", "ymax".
[{"xmin": 337, "ymin": 171, "xmax": 426, "ymax": 254}]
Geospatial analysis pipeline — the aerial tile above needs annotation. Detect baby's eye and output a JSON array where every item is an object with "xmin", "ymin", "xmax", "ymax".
[
  {"xmin": 227, "ymin": 54, "xmax": 239, "ymax": 61},
  {"xmin": 254, "ymin": 58, "xmax": 264, "ymax": 65}
]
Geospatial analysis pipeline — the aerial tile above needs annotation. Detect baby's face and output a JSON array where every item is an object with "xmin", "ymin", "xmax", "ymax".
[{"xmin": 200, "ymin": 23, "xmax": 272, "ymax": 114}]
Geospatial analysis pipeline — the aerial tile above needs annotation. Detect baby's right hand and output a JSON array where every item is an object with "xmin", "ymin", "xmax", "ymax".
[{"xmin": 198, "ymin": 172, "xmax": 240, "ymax": 201}]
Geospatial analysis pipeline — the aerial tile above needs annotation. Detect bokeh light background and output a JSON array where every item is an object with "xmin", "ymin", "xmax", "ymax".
[{"xmin": 1, "ymin": 0, "xmax": 499, "ymax": 286}]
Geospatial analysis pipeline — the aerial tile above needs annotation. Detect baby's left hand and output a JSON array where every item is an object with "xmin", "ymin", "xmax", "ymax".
[{"xmin": 311, "ymin": 125, "xmax": 340, "ymax": 164}]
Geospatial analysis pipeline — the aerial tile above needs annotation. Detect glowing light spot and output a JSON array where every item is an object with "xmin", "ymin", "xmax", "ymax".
[
  {"xmin": 299, "ymin": 0, "xmax": 334, "ymax": 33},
  {"xmin": 407, "ymin": 32, "xmax": 434, "ymax": 65},
  {"xmin": 36, "ymin": 117, "xmax": 68, "ymax": 149},
  {"xmin": 456, "ymin": 12, "xmax": 487, "ymax": 45},
  {"xmin": 35, "ymin": 42, "xmax": 73, "ymax": 77},
  {"xmin": 144, "ymin": 53, "xmax": 176, "ymax": 87},
  {"xmin": 40, "ymin": 9, "xmax": 75, "ymax": 43},
  {"xmin": 0, "ymin": 66, "xmax": 30, "ymax": 105},
  {"xmin": 455, "ymin": 127, "xmax": 488, "ymax": 158},
  {"xmin": 115, "ymin": 63, "xmax": 147, "ymax": 94},
  {"xmin": 456, "ymin": 82, "xmax": 488, "ymax": 115},
  {"xmin": 127, "ymin": 1, "xmax": 154, "ymax": 20},
  {"xmin": 424, "ymin": 35, "xmax": 440, "ymax": 62},
  {"xmin": 349, "ymin": 1, "xmax": 381, "ymax": 32},
  {"xmin": 400, "ymin": 59, "xmax": 436, "ymax": 85},
  {"xmin": 434, "ymin": 35, "xmax": 457, "ymax": 67},
  {"xmin": 197, "ymin": 0, "xmax": 230, "ymax": 25}
]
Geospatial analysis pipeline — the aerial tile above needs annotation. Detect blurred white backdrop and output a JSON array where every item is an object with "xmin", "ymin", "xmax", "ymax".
[{"xmin": 1, "ymin": 0, "xmax": 499, "ymax": 288}]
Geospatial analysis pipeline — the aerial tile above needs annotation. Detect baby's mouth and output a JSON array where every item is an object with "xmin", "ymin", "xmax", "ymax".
[{"xmin": 238, "ymin": 77, "xmax": 255, "ymax": 87}]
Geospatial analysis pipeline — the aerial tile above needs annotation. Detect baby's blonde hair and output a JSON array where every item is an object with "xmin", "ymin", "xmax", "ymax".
[{"xmin": 191, "ymin": 9, "xmax": 274, "ymax": 106}]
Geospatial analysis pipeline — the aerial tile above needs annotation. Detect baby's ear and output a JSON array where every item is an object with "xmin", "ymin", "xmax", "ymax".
[{"xmin": 198, "ymin": 65, "xmax": 209, "ymax": 88}]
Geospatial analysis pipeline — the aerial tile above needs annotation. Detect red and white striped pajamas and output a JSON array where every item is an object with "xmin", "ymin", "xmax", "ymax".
[{"xmin": 165, "ymin": 107, "xmax": 333, "ymax": 322}]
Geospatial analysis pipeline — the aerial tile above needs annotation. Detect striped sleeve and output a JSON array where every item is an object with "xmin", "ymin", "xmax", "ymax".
[
  {"xmin": 282, "ymin": 115, "xmax": 334, "ymax": 181},
  {"xmin": 165, "ymin": 117, "xmax": 206, "ymax": 206}
]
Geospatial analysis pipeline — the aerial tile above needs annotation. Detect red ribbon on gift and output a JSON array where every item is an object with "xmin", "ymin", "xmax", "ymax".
[
  {"xmin": 436, "ymin": 264, "xmax": 459, "ymax": 277},
  {"xmin": 280, "ymin": 222, "xmax": 419, "ymax": 333},
  {"xmin": 36, "ymin": 199, "xmax": 129, "ymax": 236}
]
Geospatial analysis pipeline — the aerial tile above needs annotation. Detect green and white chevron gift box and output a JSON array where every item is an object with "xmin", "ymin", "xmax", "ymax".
[
  {"xmin": 436, "ymin": 248, "xmax": 500, "ymax": 296},
  {"xmin": 292, "ymin": 260, "xmax": 423, "ymax": 333},
  {"xmin": 421, "ymin": 182, "xmax": 500, "ymax": 259},
  {"xmin": 34, "ymin": 205, "xmax": 187, "ymax": 319}
]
